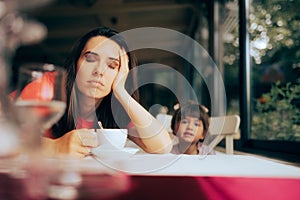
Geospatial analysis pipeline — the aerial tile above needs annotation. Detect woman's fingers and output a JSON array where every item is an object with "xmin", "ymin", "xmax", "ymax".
[
  {"xmin": 112, "ymin": 48, "xmax": 129, "ymax": 91},
  {"xmin": 67, "ymin": 129, "xmax": 96, "ymax": 158},
  {"xmin": 54, "ymin": 130, "xmax": 96, "ymax": 158},
  {"xmin": 120, "ymin": 48, "xmax": 129, "ymax": 73},
  {"xmin": 76, "ymin": 129, "xmax": 98, "ymax": 147},
  {"xmin": 77, "ymin": 146, "xmax": 92, "ymax": 157}
]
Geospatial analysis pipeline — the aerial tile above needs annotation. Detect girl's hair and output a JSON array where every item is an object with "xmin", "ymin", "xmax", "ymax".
[
  {"xmin": 171, "ymin": 101, "xmax": 210, "ymax": 141},
  {"xmin": 52, "ymin": 26, "xmax": 139, "ymax": 138}
]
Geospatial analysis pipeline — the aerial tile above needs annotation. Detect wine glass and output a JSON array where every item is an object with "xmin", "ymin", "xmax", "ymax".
[
  {"xmin": 14, "ymin": 63, "xmax": 66, "ymax": 141},
  {"xmin": 14, "ymin": 63, "xmax": 66, "ymax": 199}
]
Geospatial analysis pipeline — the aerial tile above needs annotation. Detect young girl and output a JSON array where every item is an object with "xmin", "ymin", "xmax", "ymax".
[{"xmin": 170, "ymin": 101, "xmax": 215, "ymax": 155}]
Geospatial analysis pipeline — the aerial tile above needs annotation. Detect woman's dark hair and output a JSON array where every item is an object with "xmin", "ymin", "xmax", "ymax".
[
  {"xmin": 171, "ymin": 101, "xmax": 210, "ymax": 141},
  {"xmin": 53, "ymin": 26, "xmax": 139, "ymax": 137}
]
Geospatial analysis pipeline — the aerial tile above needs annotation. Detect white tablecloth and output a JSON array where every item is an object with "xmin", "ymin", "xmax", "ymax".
[{"xmin": 81, "ymin": 154, "xmax": 300, "ymax": 178}]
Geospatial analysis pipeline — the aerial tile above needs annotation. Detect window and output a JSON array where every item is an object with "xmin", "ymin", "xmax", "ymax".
[
  {"xmin": 249, "ymin": 0, "xmax": 300, "ymax": 141},
  {"xmin": 203, "ymin": 0, "xmax": 300, "ymax": 162},
  {"xmin": 241, "ymin": 0, "xmax": 300, "ymax": 161}
]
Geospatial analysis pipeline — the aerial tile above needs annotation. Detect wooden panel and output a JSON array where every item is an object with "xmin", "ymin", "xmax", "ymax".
[{"xmin": 15, "ymin": 0, "xmax": 200, "ymax": 68}]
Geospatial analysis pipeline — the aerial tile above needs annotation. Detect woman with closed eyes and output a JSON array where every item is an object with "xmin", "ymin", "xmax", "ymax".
[{"xmin": 41, "ymin": 26, "xmax": 172, "ymax": 158}]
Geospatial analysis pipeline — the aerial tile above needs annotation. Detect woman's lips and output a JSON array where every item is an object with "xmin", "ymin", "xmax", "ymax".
[{"xmin": 88, "ymin": 80, "xmax": 104, "ymax": 87}]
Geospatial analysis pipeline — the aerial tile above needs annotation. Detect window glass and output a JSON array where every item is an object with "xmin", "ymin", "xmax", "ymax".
[
  {"xmin": 250, "ymin": 0, "xmax": 300, "ymax": 142},
  {"xmin": 222, "ymin": 1, "xmax": 240, "ymax": 116}
]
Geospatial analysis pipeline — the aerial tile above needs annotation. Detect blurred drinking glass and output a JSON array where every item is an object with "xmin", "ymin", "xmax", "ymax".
[
  {"xmin": 15, "ymin": 63, "xmax": 66, "ymax": 148},
  {"xmin": 14, "ymin": 63, "xmax": 66, "ymax": 199}
]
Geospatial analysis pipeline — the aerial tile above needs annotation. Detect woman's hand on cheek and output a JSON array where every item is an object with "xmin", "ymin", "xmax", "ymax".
[{"xmin": 112, "ymin": 48, "xmax": 129, "ymax": 95}]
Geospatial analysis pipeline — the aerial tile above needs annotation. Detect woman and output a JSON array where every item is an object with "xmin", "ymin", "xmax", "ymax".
[{"xmin": 43, "ymin": 27, "xmax": 172, "ymax": 157}]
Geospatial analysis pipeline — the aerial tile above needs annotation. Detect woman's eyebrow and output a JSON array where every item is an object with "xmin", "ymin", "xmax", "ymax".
[
  {"xmin": 83, "ymin": 51, "xmax": 119, "ymax": 62},
  {"xmin": 108, "ymin": 57, "xmax": 119, "ymax": 62},
  {"xmin": 83, "ymin": 51, "xmax": 99, "ymax": 56}
]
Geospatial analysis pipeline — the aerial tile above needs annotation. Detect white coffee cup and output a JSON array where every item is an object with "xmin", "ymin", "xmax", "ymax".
[{"xmin": 93, "ymin": 129, "xmax": 128, "ymax": 149}]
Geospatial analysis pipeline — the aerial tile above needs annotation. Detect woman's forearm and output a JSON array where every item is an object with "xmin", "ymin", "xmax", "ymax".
[{"xmin": 114, "ymin": 89, "xmax": 172, "ymax": 153}]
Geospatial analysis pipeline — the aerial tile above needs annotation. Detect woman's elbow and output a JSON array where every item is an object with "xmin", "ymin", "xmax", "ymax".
[
  {"xmin": 144, "ymin": 139, "xmax": 173, "ymax": 154},
  {"xmin": 155, "ymin": 143, "xmax": 172, "ymax": 154}
]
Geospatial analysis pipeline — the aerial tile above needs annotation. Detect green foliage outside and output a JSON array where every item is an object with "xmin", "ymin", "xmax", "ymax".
[
  {"xmin": 250, "ymin": 0, "xmax": 300, "ymax": 85},
  {"xmin": 249, "ymin": 0, "xmax": 300, "ymax": 141},
  {"xmin": 223, "ymin": 0, "xmax": 300, "ymax": 141},
  {"xmin": 251, "ymin": 79, "xmax": 300, "ymax": 141}
]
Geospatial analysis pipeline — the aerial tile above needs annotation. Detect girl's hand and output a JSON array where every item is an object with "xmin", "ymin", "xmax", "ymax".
[{"xmin": 112, "ymin": 48, "xmax": 129, "ymax": 95}]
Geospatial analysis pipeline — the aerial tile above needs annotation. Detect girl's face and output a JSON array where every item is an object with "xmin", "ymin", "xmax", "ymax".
[
  {"xmin": 176, "ymin": 116, "xmax": 204, "ymax": 144},
  {"xmin": 75, "ymin": 36, "xmax": 121, "ymax": 99}
]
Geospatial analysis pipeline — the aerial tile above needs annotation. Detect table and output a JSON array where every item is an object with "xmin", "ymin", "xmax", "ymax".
[
  {"xmin": 89, "ymin": 154, "xmax": 300, "ymax": 177},
  {"xmin": 1, "ymin": 154, "xmax": 300, "ymax": 199}
]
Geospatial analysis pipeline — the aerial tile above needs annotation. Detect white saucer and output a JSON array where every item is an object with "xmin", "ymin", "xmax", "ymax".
[{"xmin": 91, "ymin": 146, "xmax": 139, "ymax": 160}]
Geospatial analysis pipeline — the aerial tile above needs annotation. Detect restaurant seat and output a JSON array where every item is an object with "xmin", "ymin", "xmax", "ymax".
[
  {"xmin": 207, "ymin": 115, "xmax": 240, "ymax": 154},
  {"xmin": 156, "ymin": 113, "xmax": 173, "ymax": 133}
]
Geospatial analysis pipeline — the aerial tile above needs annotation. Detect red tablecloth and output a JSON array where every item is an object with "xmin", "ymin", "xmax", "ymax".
[
  {"xmin": 1, "ymin": 173, "xmax": 300, "ymax": 200},
  {"xmin": 72, "ymin": 174, "xmax": 300, "ymax": 200},
  {"xmin": 107, "ymin": 175, "xmax": 300, "ymax": 200}
]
